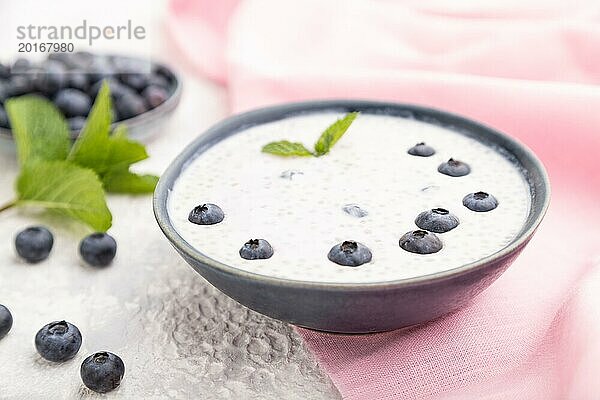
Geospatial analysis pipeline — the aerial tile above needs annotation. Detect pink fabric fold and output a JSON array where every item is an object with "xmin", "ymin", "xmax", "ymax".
[{"xmin": 166, "ymin": 1, "xmax": 600, "ymax": 398}]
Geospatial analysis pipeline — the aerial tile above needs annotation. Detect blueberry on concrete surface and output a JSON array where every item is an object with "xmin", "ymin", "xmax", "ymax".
[
  {"xmin": 327, "ymin": 241, "xmax": 372, "ymax": 267},
  {"xmin": 35, "ymin": 320, "xmax": 82, "ymax": 362},
  {"xmin": 0, "ymin": 305, "xmax": 13, "ymax": 340},
  {"xmin": 438, "ymin": 158, "xmax": 471, "ymax": 177},
  {"xmin": 54, "ymin": 89, "xmax": 92, "ymax": 118},
  {"xmin": 79, "ymin": 233, "xmax": 117, "ymax": 267},
  {"xmin": 188, "ymin": 203, "xmax": 224, "ymax": 225},
  {"xmin": 414, "ymin": 208, "xmax": 459, "ymax": 233},
  {"xmin": 399, "ymin": 230, "xmax": 443, "ymax": 254},
  {"xmin": 15, "ymin": 226, "xmax": 54, "ymax": 263},
  {"xmin": 81, "ymin": 351, "xmax": 125, "ymax": 393},
  {"xmin": 463, "ymin": 191, "xmax": 499, "ymax": 212},
  {"xmin": 239, "ymin": 239, "xmax": 274, "ymax": 260},
  {"xmin": 407, "ymin": 142, "xmax": 435, "ymax": 157}
]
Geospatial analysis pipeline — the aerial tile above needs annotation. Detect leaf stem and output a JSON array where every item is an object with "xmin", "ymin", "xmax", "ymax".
[{"xmin": 0, "ymin": 199, "xmax": 17, "ymax": 213}]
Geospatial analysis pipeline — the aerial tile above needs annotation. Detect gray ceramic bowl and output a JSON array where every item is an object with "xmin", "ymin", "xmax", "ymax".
[{"xmin": 153, "ymin": 100, "xmax": 550, "ymax": 333}]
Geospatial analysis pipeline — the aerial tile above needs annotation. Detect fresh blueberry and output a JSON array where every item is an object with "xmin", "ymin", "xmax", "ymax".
[
  {"xmin": 68, "ymin": 116, "xmax": 87, "ymax": 131},
  {"xmin": 114, "ymin": 93, "xmax": 148, "ymax": 120},
  {"xmin": 11, "ymin": 58, "xmax": 31, "ymax": 73},
  {"xmin": 141, "ymin": 85, "xmax": 169, "ymax": 108},
  {"xmin": 79, "ymin": 233, "xmax": 117, "ymax": 267},
  {"xmin": 415, "ymin": 208, "xmax": 459, "ymax": 233},
  {"xmin": 0, "ymin": 305, "xmax": 12, "ymax": 340},
  {"xmin": 0, "ymin": 82, "xmax": 9, "ymax": 104},
  {"xmin": 399, "ymin": 230, "xmax": 442, "ymax": 254},
  {"xmin": 407, "ymin": 142, "xmax": 435, "ymax": 157},
  {"xmin": 327, "ymin": 241, "xmax": 372, "ymax": 267},
  {"xmin": 15, "ymin": 226, "xmax": 54, "ymax": 263},
  {"xmin": 0, "ymin": 105, "xmax": 9, "ymax": 129},
  {"xmin": 6, "ymin": 75, "xmax": 33, "ymax": 97},
  {"xmin": 54, "ymin": 89, "xmax": 92, "ymax": 118},
  {"xmin": 35, "ymin": 320, "xmax": 82, "ymax": 362},
  {"xmin": 68, "ymin": 73, "xmax": 90, "ymax": 92},
  {"xmin": 438, "ymin": 158, "xmax": 471, "ymax": 177},
  {"xmin": 239, "ymin": 239, "xmax": 274, "ymax": 260},
  {"xmin": 88, "ymin": 58, "xmax": 117, "ymax": 84},
  {"xmin": 34, "ymin": 60, "xmax": 67, "ymax": 95},
  {"xmin": 0, "ymin": 63, "xmax": 10, "ymax": 79},
  {"xmin": 120, "ymin": 73, "xmax": 149, "ymax": 91},
  {"xmin": 147, "ymin": 72, "xmax": 171, "ymax": 90},
  {"xmin": 88, "ymin": 78, "xmax": 133, "ymax": 100},
  {"xmin": 342, "ymin": 204, "xmax": 368, "ymax": 218},
  {"xmin": 188, "ymin": 203, "xmax": 224, "ymax": 225},
  {"xmin": 463, "ymin": 191, "xmax": 499, "ymax": 212},
  {"xmin": 280, "ymin": 170, "xmax": 303, "ymax": 180},
  {"xmin": 81, "ymin": 351, "xmax": 125, "ymax": 393}
]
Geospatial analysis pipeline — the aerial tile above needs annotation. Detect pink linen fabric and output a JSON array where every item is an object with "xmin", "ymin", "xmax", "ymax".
[{"xmin": 166, "ymin": 1, "xmax": 600, "ymax": 398}]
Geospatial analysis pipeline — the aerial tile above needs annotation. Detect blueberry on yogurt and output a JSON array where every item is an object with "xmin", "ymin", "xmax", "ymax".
[
  {"xmin": 327, "ymin": 241, "xmax": 372, "ymax": 267},
  {"xmin": 239, "ymin": 239, "xmax": 274, "ymax": 260},
  {"xmin": 463, "ymin": 191, "xmax": 499, "ymax": 212},
  {"xmin": 415, "ymin": 208, "xmax": 459, "ymax": 233},
  {"xmin": 188, "ymin": 203, "xmax": 225, "ymax": 225},
  {"xmin": 399, "ymin": 230, "xmax": 443, "ymax": 254},
  {"xmin": 35, "ymin": 320, "xmax": 82, "ymax": 362},
  {"xmin": 407, "ymin": 142, "xmax": 435, "ymax": 157},
  {"xmin": 438, "ymin": 158, "xmax": 471, "ymax": 177}
]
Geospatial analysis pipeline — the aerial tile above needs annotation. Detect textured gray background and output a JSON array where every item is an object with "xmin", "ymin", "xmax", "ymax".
[{"xmin": 0, "ymin": 77, "xmax": 341, "ymax": 399}]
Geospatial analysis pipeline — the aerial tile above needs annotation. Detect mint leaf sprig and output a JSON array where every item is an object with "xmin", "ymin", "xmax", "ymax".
[
  {"xmin": 0, "ymin": 81, "xmax": 159, "ymax": 231},
  {"xmin": 262, "ymin": 112, "xmax": 358, "ymax": 157}
]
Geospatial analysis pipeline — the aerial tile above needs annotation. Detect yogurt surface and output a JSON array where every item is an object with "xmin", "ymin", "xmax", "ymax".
[{"xmin": 168, "ymin": 113, "xmax": 530, "ymax": 283}]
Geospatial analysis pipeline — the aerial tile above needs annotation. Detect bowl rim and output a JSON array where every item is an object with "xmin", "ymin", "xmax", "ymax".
[
  {"xmin": 153, "ymin": 100, "xmax": 551, "ymax": 291},
  {"xmin": 0, "ymin": 55, "xmax": 182, "ymax": 141}
]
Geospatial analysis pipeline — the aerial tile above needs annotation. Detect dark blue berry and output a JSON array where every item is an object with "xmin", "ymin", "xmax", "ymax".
[
  {"xmin": 327, "ymin": 241, "xmax": 372, "ymax": 267},
  {"xmin": 114, "ymin": 93, "xmax": 148, "ymax": 120},
  {"xmin": 35, "ymin": 320, "xmax": 82, "ymax": 362},
  {"xmin": 54, "ymin": 89, "xmax": 91, "ymax": 118},
  {"xmin": 399, "ymin": 230, "xmax": 442, "ymax": 254},
  {"xmin": 188, "ymin": 203, "xmax": 224, "ymax": 225},
  {"xmin": 6, "ymin": 75, "xmax": 33, "ymax": 97},
  {"xmin": 0, "ymin": 105, "xmax": 9, "ymax": 129},
  {"xmin": 81, "ymin": 351, "xmax": 125, "ymax": 393},
  {"xmin": 342, "ymin": 204, "xmax": 368, "ymax": 218},
  {"xmin": 408, "ymin": 142, "xmax": 435, "ymax": 157},
  {"xmin": 463, "ymin": 191, "xmax": 498, "ymax": 212},
  {"xmin": 415, "ymin": 208, "xmax": 459, "ymax": 233},
  {"xmin": 34, "ymin": 60, "xmax": 68, "ymax": 95},
  {"xmin": 239, "ymin": 239, "xmax": 274, "ymax": 260},
  {"xmin": 68, "ymin": 73, "xmax": 90, "ymax": 92},
  {"xmin": 438, "ymin": 158, "xmax": 471, "ymax": 177},
  {"xmin": 15, "ymin": 226, "xmax": 54, "ymax": 263},
  {"xmin": 68, "ymin": 116, "xmax": 87, "ymax": 131},
  {"xmin": 0, "ymin": 63, "xmax": 10, "ymax": 79},
  {"xmin": 147, "ymin": 73, "xmax": 170, "ymax": 90},
  {"xmin": 0, "ymin": 305, "xmax": 12, "ymax": 340},
  {"xmin": 89, "ymin": 78, "xmax": 132, "ymax": 100},
  {"xmin": 141, "ymin": 85, "xmax": 169, "ymax": 108},
  {"xmin": 79, "ymin": 233, "xmax": 117, "ymax": 267},
  {"xmin": 12, "ymin": 58, "xmax": 31, "ymax": 73},
  {"xmin": 120, "ymin": 73, "xmax": 149, "ymax": 91}
]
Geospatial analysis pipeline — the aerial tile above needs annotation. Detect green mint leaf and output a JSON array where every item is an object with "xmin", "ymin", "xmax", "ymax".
[
  {"xmin": 68, "ymin": 83, "xmax": 155, "ymax": 193},
  {"xmin": 262, "ymin": 141, "xmax": 314, "ymax": 157},
  {"xmin": 313, "ymin": 112, "xmax": 359, "ymax": 156},
  {"xmin": 5, "ymin": 95, "xmax": 70, "ymax": 166},
  {"xmin": 102, "ymin": 170, "xmax": 159, "ymax": 194},
  {"xmin": 16, "ymin": 160, "xmax": 112, "ymax": 232}
]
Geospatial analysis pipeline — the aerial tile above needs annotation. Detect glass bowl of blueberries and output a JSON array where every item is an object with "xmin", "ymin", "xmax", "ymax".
[{"xmin": 0, "ymin": 52, "xmax": 181, "ymax": 144}]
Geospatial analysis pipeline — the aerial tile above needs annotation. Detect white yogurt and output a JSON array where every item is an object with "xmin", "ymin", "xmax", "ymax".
[{"xmin": 168, "ymin": 113, "xmax": 530, "ymax": 283}]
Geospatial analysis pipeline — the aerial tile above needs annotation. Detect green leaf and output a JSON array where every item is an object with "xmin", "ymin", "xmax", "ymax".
[
  {"xmin": 16, "ymin": 161, "xmax": 112, "ymax": 231},
  {"xmin": 5, "ymin": 96, "xmax": 70, "ymax": 166},
  {"xmin": 262, "ymin": 141, "xmax": 314, "ymax": 157},
  {"xmin": 314, "ymin": 112, "xmax": 359, "ymax": 156},
  {"xmin": 103, "ymin": 170, "xmax": 159, "ymax": 194},
  {"xmin": 68, "ymin": 84, "xmax": 155, "ymax": 193}
]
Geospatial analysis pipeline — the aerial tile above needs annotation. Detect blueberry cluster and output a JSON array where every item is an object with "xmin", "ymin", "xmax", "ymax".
[
  {"xmin": 187, "ymin": 141, "xmax": 501, "ymax": 265},
  {"xmin": 0, "ymin": 52, "xmax": 175, "ymax": 131},
  {"xmin": 14, "ymin": 226, "xmax": 117, "ymax": 267}
]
